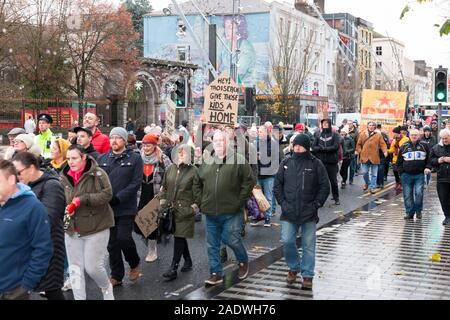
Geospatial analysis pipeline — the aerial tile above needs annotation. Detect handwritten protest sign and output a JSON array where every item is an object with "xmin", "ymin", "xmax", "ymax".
[
  {"xmin": 166, "ymin": 98, "xmax": 177, "ymax": 135},
  {"xmin": 203, "ymin": 75, "xmax": 239, "ymax": 126},
  {"xmin": 134, "ymin": 196, "xmax": 160, "ymax": 238}
]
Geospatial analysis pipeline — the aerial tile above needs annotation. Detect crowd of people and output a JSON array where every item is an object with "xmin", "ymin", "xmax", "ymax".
[{"xmin": 1, "ymin": 112, "xmax": 449, "ymax": 300}]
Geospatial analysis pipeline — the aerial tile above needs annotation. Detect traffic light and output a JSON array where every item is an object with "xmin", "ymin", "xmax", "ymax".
[
  {"xmin": 244, "ymin": 87, "xmax": 256, "ymax": 115},
  {"xmin": 434, "ymin": 67, "xmax": 448, "ymax": 103},
  {"xmin": 174, "ymin": 79, "xmax": 186, "ymax": 107}
]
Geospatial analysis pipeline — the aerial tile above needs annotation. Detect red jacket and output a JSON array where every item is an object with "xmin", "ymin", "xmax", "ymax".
[{"xmin": 92, "ymin": 128, "xmax": 110, "ymax": 155}]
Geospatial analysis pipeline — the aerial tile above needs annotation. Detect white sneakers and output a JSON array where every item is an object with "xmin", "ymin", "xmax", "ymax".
[
  {"xmin": 145, "ymin": 240, "xmax": 158, "ymax": 262},
  {"xmin": 101, "ymin": 283, "xmax": 115, "ymax": 300}
]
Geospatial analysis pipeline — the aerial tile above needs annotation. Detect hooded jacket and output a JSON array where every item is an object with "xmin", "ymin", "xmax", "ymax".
[
  {"xmin": 91, "ymin": 128, "xmax": 110, "ymax": 155},
  {"xmin": 311, "ymin": 119, "xmax": 341, "ymax": 164},
  {"xmin": 274, "ymin": 152, "xmax": 330, "ymax": 225},
  {"xmin": 0, "ymin": 183, "xmax": 53, "ymax": 293},
  {"xmin": 29, "ymin": 168, "xmax": 66, "ymax": 292}
]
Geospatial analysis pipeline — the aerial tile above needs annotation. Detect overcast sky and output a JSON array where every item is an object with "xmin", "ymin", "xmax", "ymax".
[{"xmin": 147, "ymin": 0, "xmax": 449, "ymax": 68}]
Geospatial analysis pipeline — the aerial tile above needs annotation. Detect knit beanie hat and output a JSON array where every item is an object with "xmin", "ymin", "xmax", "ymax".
[
  {"xmin": 142, "ymin": 133, "xmax": 159, "ymax": 145},
  {"xmin": 109, "ymin": 127, "xmax": 128, "ymax": 142},
  {"xmin": 15, "ymin": 134, "xmax": 34, "ymax": 149},
  {"xmin": 293, "ymin": 134, "xmax": 311, "ymax": 150}
]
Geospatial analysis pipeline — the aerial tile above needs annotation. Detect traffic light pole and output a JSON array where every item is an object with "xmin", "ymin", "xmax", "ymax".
[{"xmin": 438, "ymin": 102, "xmax": 442, "ymax": 138}]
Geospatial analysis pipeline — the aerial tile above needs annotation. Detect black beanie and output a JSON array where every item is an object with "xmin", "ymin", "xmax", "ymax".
[{"xmin": 293, "ymin": 134, "xmax": 311, "ymax": 150}]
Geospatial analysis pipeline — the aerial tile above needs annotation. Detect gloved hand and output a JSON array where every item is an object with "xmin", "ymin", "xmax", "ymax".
[
  {"xmin": 65, "ymin": 197, "xmax": 80, "ymax": 216},
  {"xmin": 110, "ymin": 196, "xmax": 120, "ymax": 206}
]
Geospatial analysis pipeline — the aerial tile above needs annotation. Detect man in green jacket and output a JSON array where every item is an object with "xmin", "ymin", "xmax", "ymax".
[
  {"xmin": 35, "ymin": 113, "xmax": 56, "ymax": 160},
  {"xmin": 194, "ymin": 130, "xmax": 256, "ymax": 286}
]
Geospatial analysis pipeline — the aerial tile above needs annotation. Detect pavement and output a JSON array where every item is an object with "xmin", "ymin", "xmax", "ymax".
[{"xmin": 188, "ymin": 181, "xmax": 450, "ymax": 300}]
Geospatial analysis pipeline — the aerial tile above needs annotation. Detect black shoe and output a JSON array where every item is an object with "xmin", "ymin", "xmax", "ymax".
[
  {"xmin": 341, "ymin": 183, "xmax": 346, "ymax": 189},
  {"xmin": 443, "ymin": 217, "xmax": 450, "ymax": 225},
  {"xmin": 404, "ymin": 215, "xmax": 414, "ymax": 220},
  {"xmin": 335, "ymin": 200, "xmax": 340, "ymax": 205},
  {"xmin": 162, "ymin": 269, "xmax": 177, "ymax": 281},
  {"xmin": 181, "ymin": 259, "xmax": 192, "ymax": 272},
  {"xmin": 416, "ymin": 212, "xmax": 422, "ymax": 220}
]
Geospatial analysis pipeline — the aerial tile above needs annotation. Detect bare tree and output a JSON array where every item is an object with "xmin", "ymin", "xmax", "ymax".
[
  {"xmin": 61, "ymin": 0, "xmax": 139, "ymax": 120},
  {"xmin": 270, "ymin": 21, "xmax": 321, "ymax": 122}
]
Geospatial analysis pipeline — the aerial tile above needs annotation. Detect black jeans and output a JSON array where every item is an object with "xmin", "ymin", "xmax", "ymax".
[
  {"xmin": 340, "ymin": 159, "xmax": 351, "ymax": 184},
  {"xmin": 171, "ymin": 237, "xmax": 192, "ymax": 268},
  {"xmin": 437, "ymin": 182, "xmax": 450, "ymax": 217},
  {"xmin": 325, "ymin": 163, "xmax": 339, "ymax": 200},
  {"xmin": 108, "ymin": 216, "xmax": 140, "ymax": 281}
]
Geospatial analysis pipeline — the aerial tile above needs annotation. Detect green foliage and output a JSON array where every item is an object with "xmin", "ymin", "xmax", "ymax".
[
  {"xmin": 400, "ymin": 5, "xmax": 410, "ymax": 19},
  {"xmin": 439, "ymin": 19, "xmax": 450, "ymax": 36},
  {"xmin": 124, "ymin": 0, "xmax": 153, "ymax": 51},
  {"xmin": 400, "ymin": 1, "xmax": 450, "ymax": 36}
]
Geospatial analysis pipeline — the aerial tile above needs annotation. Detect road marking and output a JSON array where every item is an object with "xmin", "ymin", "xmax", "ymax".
[{"xmin": 361, "ymin": 182, "xmax": 395, "ymax": 198}]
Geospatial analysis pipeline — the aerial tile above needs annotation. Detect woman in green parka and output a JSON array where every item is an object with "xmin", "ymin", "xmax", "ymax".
[{"xmin": 159, "ymin": 144, "xmax": 199, "ymax": 281}]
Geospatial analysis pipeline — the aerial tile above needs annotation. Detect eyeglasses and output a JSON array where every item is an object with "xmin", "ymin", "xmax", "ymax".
[{"xmin": 17, "ymin": 167, "xmax": 29, "ymax": 176}]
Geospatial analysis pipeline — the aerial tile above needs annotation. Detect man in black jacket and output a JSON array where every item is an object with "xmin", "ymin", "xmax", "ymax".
[
  {"xmin": 274, "ymin": 134, "xmax": 330, "ymax": 290},
  {"xmin": 74, "ymin": 127, "xmax": 100, "ymax": 160},
  {"xmin": 429, "ymin": 129, "xmax": 450, "ymax": 225},
  {"xmin": 312, "ymin": 119, "xmax": 340, "ymax": 205},
  {"xmin": 397, "ymin": 129, "xmax": 432, "ymax": 220},
  {"xmin": 97, "ymin": 127, "xmax": 143, "ymax": 287}
]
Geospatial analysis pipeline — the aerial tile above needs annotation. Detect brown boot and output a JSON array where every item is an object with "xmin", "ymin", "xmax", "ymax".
[{"xmin": 129, "ymin": 266, "xmax": 141, "ymax": 282}]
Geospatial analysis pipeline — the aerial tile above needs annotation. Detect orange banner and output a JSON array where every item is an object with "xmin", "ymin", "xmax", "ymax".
[{"xmin": 360, "ymin": 89, "xmax": 407, "ymax": 138}]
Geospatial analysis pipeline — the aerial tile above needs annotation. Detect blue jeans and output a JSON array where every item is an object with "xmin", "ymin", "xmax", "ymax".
[
  {"xmin": 361, "ymin": 162, "xmax": 379, "ymax": 190},
  {"xmin": 377, "ymin": 157, "xmax": 386, "ymax": 187},
  {"xmin": 258, "ymin": 177, "xmax": 275, "ymax": 217},
  {"xmin": 281, "ymin": 220, "xmax": 316, "ymax": 278},
  {"xmin": 401, "ymin": 173, "xmax": 425, "ymax": 216},
  {"xmin": 349, "ymin": 155, "xmax": 357, "ymax": 183},
  {"xmin": 205, "ymin": 214, "xmax": 248, "ymax": 276}
]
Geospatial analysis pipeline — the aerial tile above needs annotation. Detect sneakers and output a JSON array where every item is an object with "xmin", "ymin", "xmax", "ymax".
[
  {"xmin": 370, "ymin": 189, "xmax": 377, "ymax": 194},
  {"xmin": 101, "ymin": 283, "xmax": 115, "ymax": 300},
  {"xmin": 335, "ymin": 199, "xmax": 340, "ymax": 205},
  {"xmin": 416, "ymin": 212, "xmax": 422, "ymax": 220},
  {"xmin": 61, "ymin": 277, "xmax": 72, "ymax": 291},
  {"xmin": 250, "ymin": 218, "xmax": 263, "ymax": 226},
  {"xmin": 129, "ymin": 266, "xmax": 141, "ymax": 282},
  {"xmin": 341, "ymin": 182, "xmax": 346, "ymax": 189},
  {"xmin": 363, "ymin": 184, "xmax": 368, "ymax": 191},
  {"xmin": 286, "ymin": 271, "xmax": 298, "ymax": 284},
  {"xmin": 264, "ymin": 217, "xmax": 271, "ymax": 227},
  {"xmin": 443, "ymin": 217, "xmax": 450, "ymax": 226},
  {"xmin": 205, "ymin": 273, "xmax": 223, "ymax": 286},
  {"xmin": 110, "ymin": 278, "xmax": 123, "ymax": 287},
  {"xmin": 302, "ymin": 277, "xmax": 313, "ymax": 290},
  {"xmin": 145, "ymin": 240, "xmax": 158, "ymax": 263},
  {"xmin": 404, "ymin": 215, "xmax": 414, "ymax": 220},
  {"xmin": 238, "ymin": 262, "xmax": 249, "ymax": 280}
]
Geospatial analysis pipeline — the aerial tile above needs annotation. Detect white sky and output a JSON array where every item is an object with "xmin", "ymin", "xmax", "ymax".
[{"xmin": 148, "ymin": 0, "xmax": 450, "ymax": 68}]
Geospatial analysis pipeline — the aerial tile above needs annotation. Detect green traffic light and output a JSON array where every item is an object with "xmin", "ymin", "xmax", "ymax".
[{"xmin": 436, "ymin": 92, "xmax": 446, "ymax": 101}]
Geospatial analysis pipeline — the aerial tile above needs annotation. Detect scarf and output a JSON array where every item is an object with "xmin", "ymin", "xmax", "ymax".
[
  {"xmin": 67, "ymin": 163, "xmax": 87, "ymax": 186},
  {"xmin": 393, "ymin": 135, "xmax": 403, "ymax": 156},
  {"xmin": 50, "ymin": 159, "xmax": 67, "ymax": 170},
  {"xmin": 142, "ymin": 148, "xmax": 161, "ymax": 178}
]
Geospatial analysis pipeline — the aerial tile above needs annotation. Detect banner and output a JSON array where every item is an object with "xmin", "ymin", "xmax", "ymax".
[
  {"xmin": 203, "ymin": 74, "xmax": 239, "ymax": 126},
  {"xmin": 360, "ymin": 89, "xmax": 407, "ymax": 138},
  {"xmin": 165, "ymin": 98, "xmax": 176, "ymax": 136}
]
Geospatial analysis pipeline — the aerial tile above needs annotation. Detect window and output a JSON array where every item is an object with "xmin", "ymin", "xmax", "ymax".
[
  {"xmin": 327, "ymin": 61, "xmax": 330, "ymax": 76},
  {"xmin": 280, "ymin": 17, "xmax": 284, "ymax": 34},
  {"xmin": 376, "ymin": 46, "xmax": 382, "ymax": 56}
]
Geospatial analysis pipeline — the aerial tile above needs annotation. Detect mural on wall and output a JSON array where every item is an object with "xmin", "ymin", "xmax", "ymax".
[{"xmin": 144, "ymin": 13, "xmax": 271, "ymax": 100}]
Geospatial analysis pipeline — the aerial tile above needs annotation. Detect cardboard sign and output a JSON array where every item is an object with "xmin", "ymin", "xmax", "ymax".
[
  {"xmin": 166, "ymin": 98, "xmax": 177, "ymax": 135},
  {"xmin": 203, "ymin": 75, "xmax": 239, "ymax": 126},
  {"xmin": 134, "ymin": 196, "xmax": 160, "ymax": 238}
]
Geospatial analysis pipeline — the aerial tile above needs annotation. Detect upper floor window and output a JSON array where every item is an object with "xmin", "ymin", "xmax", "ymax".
[{"xmin": 376, "ymin": 46, "xmax": 382, "ymax": 56}]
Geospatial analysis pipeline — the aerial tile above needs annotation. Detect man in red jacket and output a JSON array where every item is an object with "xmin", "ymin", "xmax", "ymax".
[{"xmin": 83, "ymin": 113, "xmax": 110, "ymax": 154}]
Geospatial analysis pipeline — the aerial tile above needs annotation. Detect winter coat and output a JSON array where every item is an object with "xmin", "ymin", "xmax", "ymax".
[
  {"xmin": 421, "ymin": 136, "xmax": 437, "ymax": 150},
  {"xmin": 98, "ymin": 148, "xmax": 143, "ymax": 217},
  {"xmin": 60, "ymin": 157, "xmax": 114, "ymax": 237},
  {"xmin": 341, "ymin": 136, "xmax": 355, "ymax": 159},
  {"xmin": 91, "ymin": 128, "xmax": 110, "ymax": 155},
  {"xmin": 194, "ymin": 151, "xmax": 256, "ymax": 216},
  {"xmin": 29, "ymin": 168, "xmax": 66, "ymax": 292},
  {"xmin": 356, "ymin": 131, "xmax": 388, "ymax": 165},
  {"xmin": 389, "ymin": 136, "xmax": 409, "ymax": 164},
  {"xmin": 85, "ymin": 144, "xmax": 100, "ymax": 161},
  {"xmin": 274, "ymin": 152, "xmax": 330, "ymax": 225},
  {"xmin": 0, "ymin": 184, "xmax": 53, "ymax": 293},
  {"xmin": 311, "ymin": 121, "xmax": 341, "ymax": 164},
  {"xmin": 429, "ymin": 142, "xmax": 450, "ymax": 183},
  {"xmin": 348, "ymin": 127, "xmax": 359, "ymax": 146},
  {"xmin": 397, "ymin": 140, "xmax": 431, "ymax": 175},
  {"xmin": 160, "ymin": 163, "xmax": 198, "ymax": 239}
]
